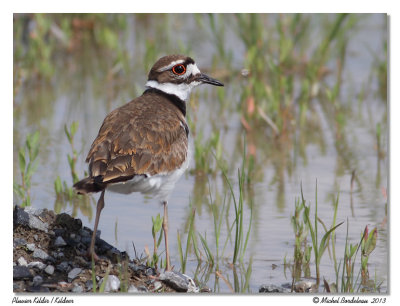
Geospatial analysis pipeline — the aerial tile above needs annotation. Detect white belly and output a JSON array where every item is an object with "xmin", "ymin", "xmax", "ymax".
[{"xmin": 107, "ymin": 154, "xmax": 189, "ymax": 202}]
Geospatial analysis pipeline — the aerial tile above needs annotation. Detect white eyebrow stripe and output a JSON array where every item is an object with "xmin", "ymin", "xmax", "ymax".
[
  {"xmin": 157, "ymin": 59, "xmax": 186, "ymax": 72},
  {"xmin": 186, "ymin": 63, "xmax": 200, "ymax": 75}
]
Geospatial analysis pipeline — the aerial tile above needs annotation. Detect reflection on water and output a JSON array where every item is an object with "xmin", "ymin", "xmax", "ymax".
[{"xmin": 13, "ymin": 13, "xmax": 387, "ymax": 293}]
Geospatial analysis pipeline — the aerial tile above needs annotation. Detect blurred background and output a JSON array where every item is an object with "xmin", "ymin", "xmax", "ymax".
[{"xmin": 13, "ymin": 13, "xmax": 387, "ymax": 293}]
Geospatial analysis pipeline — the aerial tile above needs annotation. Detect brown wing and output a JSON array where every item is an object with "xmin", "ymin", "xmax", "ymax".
[{"xmin": 86, "ymin": 94, "xmax": 188, "ymax": 185}]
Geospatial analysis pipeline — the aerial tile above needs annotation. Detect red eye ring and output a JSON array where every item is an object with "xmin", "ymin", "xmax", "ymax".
[{"xmin": 172, "ymin": 64, "xmax": 186, "ymax": 75}]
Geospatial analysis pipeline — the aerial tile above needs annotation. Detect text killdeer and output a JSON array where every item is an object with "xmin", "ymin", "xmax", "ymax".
[{"xmin": 74, "ymin": 54, "xmax": 224, "ymax": 270}]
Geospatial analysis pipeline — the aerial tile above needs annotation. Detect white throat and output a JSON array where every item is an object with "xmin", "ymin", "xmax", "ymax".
[
  {"xmin": 146, "ymin": 63, "xmax": 202, "ymax": 101},
  {"xmin": 145, "ymin": 80, "xmax": 201, "ymax": 101}
]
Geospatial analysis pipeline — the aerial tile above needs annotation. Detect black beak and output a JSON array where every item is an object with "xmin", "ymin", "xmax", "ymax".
[{"xmin": 196, "ymin": 73, "xmax": 224, "ymax": 86}]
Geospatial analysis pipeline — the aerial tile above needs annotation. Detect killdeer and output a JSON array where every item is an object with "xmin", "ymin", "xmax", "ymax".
[{"xmin": 74, "ymin": 54, "xmax": 223, "ymax": 270}]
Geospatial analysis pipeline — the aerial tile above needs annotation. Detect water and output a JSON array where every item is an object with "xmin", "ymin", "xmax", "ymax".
[{"xmin": 13, "ymin": 13, "xmax": 388, "ymax": 293}]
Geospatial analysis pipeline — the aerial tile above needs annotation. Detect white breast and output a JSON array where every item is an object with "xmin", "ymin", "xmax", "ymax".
[{"xmin": 107, "ymin": 153, "xmax": 190, "ymax": 202}]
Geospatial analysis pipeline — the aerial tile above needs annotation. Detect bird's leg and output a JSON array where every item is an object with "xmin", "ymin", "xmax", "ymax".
[
  {"xmin": 162, "ymin": 200, "xmax": 171, "ymax": 271},
  {"xmin": 87, "ymin": 190, "xmax": 105, "ymax": 262}
]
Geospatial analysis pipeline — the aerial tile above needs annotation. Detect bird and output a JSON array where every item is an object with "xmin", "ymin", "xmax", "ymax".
[{"xmin": 73, "ymin": 54, "xmax": 224, "ymax": 270}]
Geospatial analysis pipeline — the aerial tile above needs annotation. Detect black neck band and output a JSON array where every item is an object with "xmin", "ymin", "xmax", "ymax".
[{"xmin": 143, "ymin": 88, "xmax": 186, "ymax": 117}]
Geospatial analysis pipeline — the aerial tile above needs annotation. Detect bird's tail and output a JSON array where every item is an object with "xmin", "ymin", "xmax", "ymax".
[{"xmin": 73, "ymin": 177, "xmax": 105, "ymax": 194}]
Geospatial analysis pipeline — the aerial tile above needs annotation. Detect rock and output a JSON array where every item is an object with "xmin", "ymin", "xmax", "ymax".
[
  {"xmin": 137, "ymin": 285, "xmax": 148, "ymax": 292},
  {"xmin": 13, "ymin": 206, "xmax": 48, "ymax": 232},
  {"xmin": 29, "ymin": 215, "xmax": 48, "ymax": 233},
  {"xmin": 85, "ymin": 280, "xmax": 94, "ymax": 291},
  {"xmin": 13, "ymin": 266, "xmax": 33, "ymax": 280},
  {"xmin": 153, "ymin": 281, "xmax": 162, "ymax": 291},
  {"xmin": 13, "ymin": 206, "xmax": 29, "ymax": 227},
  {"xmin": 129, "ymin": 263, "xmax": 147, "ymax": 273},
  {"xmin": 33, "ymin": 275, "xmax": 43, "ymax": 286},
  {"xmin": 81, "ymin": 237, "xmax": 91, "ymax": 246},
  {"xmin": 55, "ymin": 213, "xmax": 82, "ymax": 231},
  {"xmin": 33, "ymin": 234, "xmax": 39, "ymax": 241},
  {"xmin": 145, "ymin": 267, "xmax": 157, "ymax": 276},
  {"xmin": 26, "ymin": 243, "xmax": 36, "ymax": 252},
  {"xmin": 45, "ymin": 265, "xmax": 55, "ymax": 275},
  {"xmin": 29, "ymin": 215, "xmax": 49, "ymax": 232},
  {"xmin": 33, "ymin": 248, "xmax": 50, "ymax": 261},
  {"xmin": 17, "ymin": 256, "xmax": 28, "ymax": 266},
  {"xmin": 27, "ymin": 261, "xmax": 46, "ymax": 270},
  {"xmin": 53, "ymin": 252, "xmax": 65, "ymax": 259},
  {"xmin": 13, "ymin": 237, "xmax": 27, "ymax": 248},
  {"xmin": 56, "ymin": 261, "xmax": 69, "ymax": 272},
  {"xmin": 54, "ymin": 236, "xmax": 67, "ymax": 247},
  {"xmin": 80, "ymin": 227, "xmax": 91, "ymax": 237},
  {"xmin": 259, "ymin": 284, "xmax": 291, "ymax": 293},
  {"xmin": 294, "ymin": 279, "xmax": 318, "ymax": 293},
  {"xmin": 68, "ymin": 267, "xmax": 82, "ymax": 282},
  {"xmin": 128, "ymin": 285, "xmax": 139, "ymax": 293},
  {"xmin": 24, "ymin": 207, "xmax": 44, "ymax": 216},
  {"xmin": 72, "ymin": 284, "xmax": 84, "ymax": 293},
  {"xmin": 159, "ymin": 271, "xmax": 198, "ymax": 292},
  {"xmin": 75, "ymin": 256, "xmax": 88, "ymax": 267},
  {"xmin": 53, "ymin": 228, "xmax": 66, "ymax": 236},
  {"xmin": 99, "ymin": 275, "xmax": 120, "ymax": 292}
]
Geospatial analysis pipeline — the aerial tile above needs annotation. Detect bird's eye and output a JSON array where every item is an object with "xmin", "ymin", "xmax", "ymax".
[{"xmin": 172, "ymin": 64, "xmax": 186, "ymax": 75}]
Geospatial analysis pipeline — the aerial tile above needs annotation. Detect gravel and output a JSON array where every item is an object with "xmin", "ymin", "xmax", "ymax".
[
  {"xmin": 33, "ymin": 275, "xmax": 43, "ymax": 286},
  {"xmin": 159, "ymin": 271, "xmax": 198, "ymax": 292},
  {"xmin": 17, "ymin": 256, "xmax": 28, "ymax": 266},
  {"xmin": 32, "ymin": 248, "xmax": 51, "ymax": 261},
  {"xmin": 68, "ymin": 267, "xmax": 82, "ymax": 282},
  {"xmin": 28, "ymin": 261, "xmax": 47, "ymax": 270},
  {"xmin": 13, "ymin": 266, "xmax": 33, "ymax": 280},
  {"xmin": 54, "ymin": 236, "xmax": 67, "ymax": 247},
  {"xmin": 13, "ymin": 205, "xmax": 186, "ymax": 293},
  {"xmin": 45, "ymin": 265, "xmax": 55, "ymax": 275}
]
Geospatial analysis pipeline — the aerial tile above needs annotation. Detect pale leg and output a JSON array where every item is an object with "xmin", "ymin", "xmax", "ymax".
[
  {"xmin": 162, "ymin": 200, "xmax": 171, "ymax": 271},
  {"xmin": 88, "ymin": 190, "xmax": 105, "ymax": 261}
]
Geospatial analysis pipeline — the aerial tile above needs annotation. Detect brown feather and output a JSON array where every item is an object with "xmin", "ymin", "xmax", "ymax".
[{"xmin": 78, "ymin": 90, "xmax": 188, "ymax": 191}]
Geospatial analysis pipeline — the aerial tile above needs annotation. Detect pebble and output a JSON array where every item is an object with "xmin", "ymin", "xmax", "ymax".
[
  {"xmin": 55, "ymin": 213, "xmax": 82, "ymax": 231},
  {"xmin": 27, "ymin": 261, "xmax": 46, "ymax": 270},
  {"xmin": 259, "ymin": 284, "xmax": 291, "ymax": 293},
  {"xmin": 56, "ymin": 261, "xmax": 70, "ymax": 272},
  {"xmin": 294, "ymin": 279, "xmax": 318, "ymax": 293},
  {"xmin": 81, "ymin": 237, "xmax": 91, "ymax": 246},
  {"xmin": 85, "ymin": 280, "xmax": 94, "ymax": 291},
  {"xmin": 17, "ymin": 256, "xmax": 28, "ymax": 266},
  {"xmin": 80, "ymin": 228, "xmax": 91, "ymax": 237},
  {"xmin": 153, "ymin": 281, "xmax": 162, "ymax": 291},
  {"xmin": 99, "ymin": 275, "xmax": 120, "ymax": 292},
  {"xmin": 13, "ymin": 266, "xmax": 33, "ymax": 280},
  {"xmin": 45, "ymin": 265, "xmax": 55, "ymax": 275},
  {"xmin": 33, "ymin": 248, "xmax": 50, "ymax": 261},
  {"xmin": 128, "ymin": 285, "xmax": 139, "ymax": 293},
  {"xmin": 159, "ymin": 271, "xmax": 197, "ymax": 292},
  {"xmin": 75, "ymin": 256, "xmax": 88, "ymax": 266},
  {"xmin": 54, "ymin": 236, "xmax": 67, "ymax": 247},
  {"xmin": 13, "ymin": 237, "xmax": 27, "ymax": 248},
  {"xmin": 68, "ymin": 267, "xmax": 82, "ymax": 282},
  {"xmin": 26, "ymin": 243, "xmax": 36, "ymax": 252},
  {"xmin": 28, "ymin": 214, "xmax": 49, "ymax": 233},
  {"xmin": 24, "ymin": 207, "xmax": 44, "ymax": 216},
  {"xmin": 137, "ymin": 285, "xmax": 148, "ymax": 292},
  {"xmin": 72, "ymin": 284, "xmax": 84, "ymax": 293},
  {"xmin": 33, "ymin": 275, "xmax": 43, "ymax": 286},
  {"xmin": 13, "ymin": 206, "xmax": 29, "ymax": 227},
  {"xmin": 54, "ymin": 252, "xmax": 65, "ymax": 259}
]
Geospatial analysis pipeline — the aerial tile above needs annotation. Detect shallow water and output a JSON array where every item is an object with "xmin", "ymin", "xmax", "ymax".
[{"xmin": 13, "ymin": 14, "xmax": 388, "ymax": 293}]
